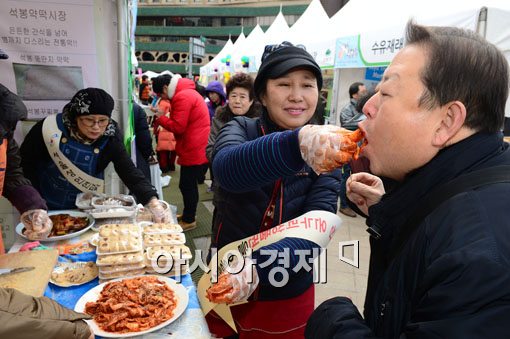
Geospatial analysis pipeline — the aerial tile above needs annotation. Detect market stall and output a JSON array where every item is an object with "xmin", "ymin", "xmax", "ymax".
[{"xmin": 5, "ymin": 194, "xmax": 211, "ymax": 338}]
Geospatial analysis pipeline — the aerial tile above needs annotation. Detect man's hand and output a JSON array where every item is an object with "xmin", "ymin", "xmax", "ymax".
[
  {"xmin": 299, "ymin": 125, "xmax": 364, "ymax": 174},
  {"xmin": 20, "ymin": 209, "xmax": 52, "ymax": 240},
  {"xmin": 346, "ymin": 172, "xmax": 385, "ymax": 215}
]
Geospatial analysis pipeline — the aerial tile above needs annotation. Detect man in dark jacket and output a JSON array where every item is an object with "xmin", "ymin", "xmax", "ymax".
[
  {"xmin": 132, "ymin": 102, "xmax": 154, "ymax": 181},
  {"xmin": 306, "ymin": 22, "xmax": 510, "ymax": 337}
]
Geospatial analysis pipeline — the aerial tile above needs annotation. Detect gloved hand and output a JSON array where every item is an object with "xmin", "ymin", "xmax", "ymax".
[
  {"xmin": 147, "ymin": 198, "xmax": 170, "ymax": 223},
  {"xmin": 206, "ymin": 257, "xmax": 259, "ymax": 304},
  {"xmin": 20, "ymin": 209, "xmax": 53, "ymax": 240},
  {"xmin": 298, "ymin": 125, "xmax": 365, "ymax": 174}
]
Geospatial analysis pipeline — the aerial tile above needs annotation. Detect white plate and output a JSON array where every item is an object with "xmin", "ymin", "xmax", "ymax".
[
  {"xmin": 50, "ymin": 261, "xmax": 98, "ymax": 287},
  {"xmin": 74, "ymin": 275, "xmax": 188, "ymax": 338},
  {"xmin": 16, "ymin": 210, "xmax": 95, "ymax": 242}
]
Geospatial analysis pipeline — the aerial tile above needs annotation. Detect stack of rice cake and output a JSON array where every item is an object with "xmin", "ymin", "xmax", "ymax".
[
  {"xmin": 96, "ymin": 224, "xmax": 145, "ymax": 282},
  {"xmin": 142, "ymin": 223, "xmax": 191, "ymax": 277}
]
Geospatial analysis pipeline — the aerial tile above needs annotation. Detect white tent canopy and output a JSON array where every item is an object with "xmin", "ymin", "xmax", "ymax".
[
  {"xmin": 231, "ymin": 24, "xmax": 265, "ymax": 72},
  {"xmin": 200, "ymin": 37, "xmax": 233, "ymax": 78},
  {"xmin": 327, "ymin": 0, "xmax": 510, "ymax": 121},
  {"xmin": 249, "ymin": 10, "xmax": 290, "ymax": 71},
  {"xmin": 285, "ymin": 0, "xmax": 334, "ymax": 67}
]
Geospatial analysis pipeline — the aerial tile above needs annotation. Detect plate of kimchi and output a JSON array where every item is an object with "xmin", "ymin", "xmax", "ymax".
[
  {"xmin": 75, "ymin": 275, "xmax": 188, "ymax": 337},
  {"xmin": 16, "ymin": 210, "xmax": 95, "ymax": 242}
]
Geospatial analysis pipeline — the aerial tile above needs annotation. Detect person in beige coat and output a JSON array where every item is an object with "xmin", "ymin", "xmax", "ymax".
[{"xmin": 0, "ymin": 288, "xmax": 93, "ymax": 338}]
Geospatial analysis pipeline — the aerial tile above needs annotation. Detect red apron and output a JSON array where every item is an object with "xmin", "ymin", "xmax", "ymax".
[{"xmin": 206, "ymin": 284, "xmax": 314, "ymax": 338}]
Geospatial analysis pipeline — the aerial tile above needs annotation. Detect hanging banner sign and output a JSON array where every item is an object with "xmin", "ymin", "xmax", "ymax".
[
  {"xmin": 0, "ymin": 0, "xmax": 98, "ymax": 120},
  {"xmin": 334, "ymin": 26, "xmax": 405, "ymax": 69}
]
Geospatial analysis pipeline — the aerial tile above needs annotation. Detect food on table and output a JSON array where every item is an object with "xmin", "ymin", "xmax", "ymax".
[
  {"xmin": 98, "ymin": 268, "xmax": 146, "ymax": 280},
  {"xmin": 93, "ymin": 196, "xmax": 134, "ymax": 207},
  {"xmin": 56, "ymin": 242, "xmax": 94, "ymax": 255},
  {"xmin": 146, "ymin": 245, "xmax": 192, "ymax": 261},
  {"xmin": 145, "ymin": 258, "xmax": 189, "ymax": 275},
  {"xmin": 143, "ymin": 233, "xmax": 186, "ymax": 246},
  {"xmin": 51, "ymin": 262, "xmax": 98, "ymax": 286},
  {"xmin": 99, "ymin": 262, "xmax": 146, "ymax": 273},
  {"xmin": 135, "ymin": 208, "xmax": 153, "ymax": 222},
  {"xmin": 36, "ymin": 214, "xmax": 89, "ymax": 237},
  {"xmin": 97, "ymin": 235, "xmax": 142, "ymax": 254},
  {"xmin": 96, "ymin": 251, "xmax": 145, "ymax": 266},
  {"xmin": 99, "ymin": 224, "xmax": 140, "ymax": 237},
  {"xmin": 143, "ymin": 223, "xmax": 183, "ymax": 234},
  {"xmin": 84, "ymin": 276, "xmax": 177, "ymax": 333}
]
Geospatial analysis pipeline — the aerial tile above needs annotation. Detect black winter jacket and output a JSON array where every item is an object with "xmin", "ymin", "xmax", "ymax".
[{"xmin": 306, "ymin": 132, "xmax": 510, "ymax": 338}]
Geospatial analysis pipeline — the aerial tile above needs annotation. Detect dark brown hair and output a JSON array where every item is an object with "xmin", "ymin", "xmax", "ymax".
[
  {"xmin": 226, "ymin": 73, "xmax": 255, "ymax": 100},
  {"xmin": 406, "ymin": 21, "xmax": 509, "ymax": 133}
]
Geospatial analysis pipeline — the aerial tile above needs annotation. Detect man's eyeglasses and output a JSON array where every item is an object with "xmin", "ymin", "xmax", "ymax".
[
  {"xmin": 79, "ymin": 117, "xmax": 110, "ymax": 127},
  {"xmin": 261, "ymin": 41, "xmax": 306, "ymax": 62}
]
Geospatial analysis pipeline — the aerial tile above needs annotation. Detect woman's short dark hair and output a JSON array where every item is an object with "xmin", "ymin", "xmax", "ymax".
[
  {"xmin": 151, "ymin": 74, "xmax": 172, "ymax": 95},
  {"xmin": 406, "ymin": 21, "xmax": 509, "ymax": 133},
  {"xmin": 226, "ymin": 73, "xmax": 255, "ymax": 100}
]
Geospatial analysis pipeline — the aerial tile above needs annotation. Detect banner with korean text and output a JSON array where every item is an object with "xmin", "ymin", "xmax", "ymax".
[
  {"xmin": 0, "ymin": 0, "xmax": 98, "ymax": 119},
  {"xmin": 198, "ymin": 210, "xmax": 342, "ymax": 332},
  {"xmin": 334, "ymin": 25, "xmax": 405, "ymax": 69}
]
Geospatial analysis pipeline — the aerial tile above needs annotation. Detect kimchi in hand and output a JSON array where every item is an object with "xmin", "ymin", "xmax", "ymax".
[{"xmin": 299, "ymin": 125, "xmax": 366, "ymax": 174}]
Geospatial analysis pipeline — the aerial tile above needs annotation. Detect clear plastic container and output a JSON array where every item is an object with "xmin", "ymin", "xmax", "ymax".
[
  {"xmin": 98, "ymin": 262, "xmax": 146, "ymax": 274},
  {"xmin": 96, "ymin": 235, "xmax": 143, "ymax": 255},
  {"xmin": 99, "ymin": 224, "xmax": 141, "ymax": 237},
  {"xmin": 91, "ymin": 194, "xmax": 136, "ymax": 210},
  {"xmin": 143, "ymin": 223, "xmax": 183, "ymax": 235},
  {"xmin": 96, "ymin": 251, "xmax": 145, "ymax": 266},
  {"xmin": 146, "ymin": 245, "xmax": 192, "ymax": 261},
  {"xmin": 143, "ymin": 233, "xmax": 186, "ymax": 247}
]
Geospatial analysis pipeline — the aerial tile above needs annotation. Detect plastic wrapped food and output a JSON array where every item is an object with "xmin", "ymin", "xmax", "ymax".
[
  {"xmin": 96, "ymin": 251, "xmax": 145, "ymax": 266},
  {"xmin": 299, "ymin": 125, "xmax": 366, "ymax": 174},
  {"xmin": 99, "ymin": 224, "xmax": 141, "ymax": 237}
]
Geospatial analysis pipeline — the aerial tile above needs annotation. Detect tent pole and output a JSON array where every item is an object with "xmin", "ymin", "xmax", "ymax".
[
  {"xmin": 476, "ymin": 7, "xmax": 488, "ymax": 38},
  {"xmin": 330, "ymin": 68, "xmax": 341, "ymax": 126},
  {"xmin": 117, "ymin": 0, "xmax": 129, "ymax": 134}
]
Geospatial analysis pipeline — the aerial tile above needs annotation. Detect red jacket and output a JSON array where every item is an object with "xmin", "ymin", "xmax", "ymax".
[{"xmin": 156, "ymin": 78, "xmax": 210, "ymax": 166}]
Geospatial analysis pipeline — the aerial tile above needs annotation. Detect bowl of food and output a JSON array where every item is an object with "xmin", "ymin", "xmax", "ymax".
[
  {"xmin": 75, "ymin": 275, "xmax": 188, "ymax": 337},
  {"xmin": 50, "ymin": 261, "xmax": 98, "ymax": 287},
  {"xmin": 16, "ymin": 210, "xmax": 95, "ymax": 242}
]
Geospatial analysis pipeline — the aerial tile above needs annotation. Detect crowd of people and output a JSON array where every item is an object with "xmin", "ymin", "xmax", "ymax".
[{"xmin": 0, "ymin": 19, "xmax": 509, "ymax": 338}]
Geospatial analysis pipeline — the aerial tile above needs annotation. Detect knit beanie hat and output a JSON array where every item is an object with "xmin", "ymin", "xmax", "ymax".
[
  {"xmin": 254, "ymin": 41, "xmax": 323, "ymax": 100},
  {"xmin": 67, "ymin": 88, "xmax": 114, "ymax": 119}
]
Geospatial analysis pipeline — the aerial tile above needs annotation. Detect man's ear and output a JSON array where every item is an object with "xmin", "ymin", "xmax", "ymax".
[{"xmin": 432, "ymin": 101, "xmax": 467, "ymax": 147}]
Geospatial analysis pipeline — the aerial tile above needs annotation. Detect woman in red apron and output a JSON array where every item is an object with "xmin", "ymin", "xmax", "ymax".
[{"xmin": 205, "ymin": 42, "xmax": 342, "ymax": 338}]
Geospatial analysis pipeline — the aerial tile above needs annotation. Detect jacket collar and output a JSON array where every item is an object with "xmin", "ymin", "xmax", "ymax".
[{"xmin": 366, "ymin": 132, "xmax": 506, "ymax": 242}]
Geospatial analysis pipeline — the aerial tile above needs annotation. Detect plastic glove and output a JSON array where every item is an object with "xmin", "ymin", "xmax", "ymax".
[
  {"xmin": 206, "ymin": 257, "xmax": 259, "ymax": 304},
  {"xmin": 299, "ymin": 125, "xmax": 365, "ymax": 174},
  {"xmin": 147, "ymin": 198, "xmax": 170, "ymax": 223},
  {"xmin": 20, "ymin": 209, "xmax": 53, "ymax": 240}
]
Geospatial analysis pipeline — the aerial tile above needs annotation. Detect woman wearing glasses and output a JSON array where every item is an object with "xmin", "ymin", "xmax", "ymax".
[
  {"xmin": 206, "ymin": 42, "xmax": 342, "ymax": 338},
  {"xmin": 20, "ymin": 88, "xmax": 166, "ymax": 220}
]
